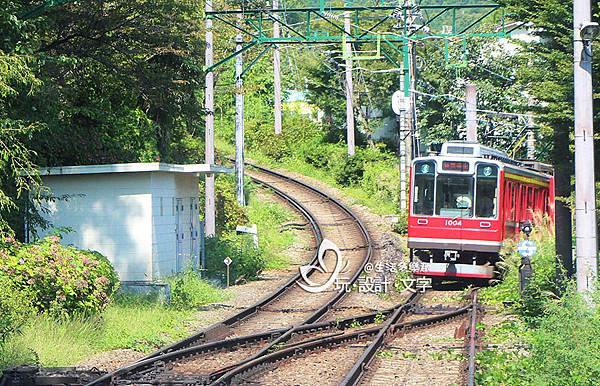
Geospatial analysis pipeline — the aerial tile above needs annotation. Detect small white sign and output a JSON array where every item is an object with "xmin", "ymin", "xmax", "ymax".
[
  {"xmin": 517, "ymin": 240, "xmax": 537, "ymax": 258},
  {"xmin": 236, "ymin": 224, "xmax": 257, "ymax": 235},
  {"xmin": 223, "ymin": 257, "xmax": 232, "ymax": 266},
  {"xmin": 236, "ymin": 224, "xmax": 259, "ymax": 248},
  {"xmin": 391, "ymin": 90, "xmax": 408, "ymax": 115}
]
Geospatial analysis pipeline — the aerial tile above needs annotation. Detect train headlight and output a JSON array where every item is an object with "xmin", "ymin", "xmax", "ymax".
[{"xmin": 482, "ymin": 166, "xmax": 493, "ymax": 177}]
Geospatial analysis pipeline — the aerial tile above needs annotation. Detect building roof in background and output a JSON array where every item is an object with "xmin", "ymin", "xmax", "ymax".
[{"xmin": 38, "ymin": 163, "xmax": 232, "ymax": 176}]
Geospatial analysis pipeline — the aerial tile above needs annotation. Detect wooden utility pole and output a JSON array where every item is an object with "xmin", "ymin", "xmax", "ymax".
[
  {"xmin": 344, "ymin": 10, "xmax": 355, "ymax": 156},
  {"xmin": 465, "ymin": 83, "xmax": 478, "ymax": 142},
  {"xmin": 235, "ymin": 25, "xmax": 245, "ymax": 206},
  {"xmin": 573, "ymin": 0, "xmax": 598, "ymax": 295},
  {"xmin": 204, "ymin": 0, "xmax": 215, "ymax": 237},
  {"xmin": 273, "ymin": 0, "xmax": 283, "ymax": 135}
]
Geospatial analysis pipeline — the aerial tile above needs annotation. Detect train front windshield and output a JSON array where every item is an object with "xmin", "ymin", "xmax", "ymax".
[
  {"xmin": 413, "ymin": 161, "xmax": 498, "ymax": 219},
  {"xmin": 436, "ymin": 175, "xmax": 473, "ymax": 218}
]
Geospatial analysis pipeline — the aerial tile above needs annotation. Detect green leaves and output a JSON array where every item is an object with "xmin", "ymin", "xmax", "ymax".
[{"xmin": 0, "ymin": 236, "xmax": 119, "ymax": 316}]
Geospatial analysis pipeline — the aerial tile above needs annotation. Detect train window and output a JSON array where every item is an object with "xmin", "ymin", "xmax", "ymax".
[
  {"xmin": 435, "ymin": 175, "xmax": 474, "ymax": 218},
  {"xmin": 413, "ymin": 161, "xmax": 435, "ymax": 215},
  {"xmin": 475, "ymin": 164, "xmax": 498, "ymax": 218}
]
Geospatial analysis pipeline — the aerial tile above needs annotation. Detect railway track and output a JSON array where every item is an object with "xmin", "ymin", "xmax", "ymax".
[
  {"xmin": 349, "ymin": 289, "xmax": 482, "ymax": 386},
  {"xmin": 86, "ymin": 164, "xmax": 375, "ymax": 385},
  {"xmin": 218, "ymin": 289, "xmax": 481, "ymax": 386}
]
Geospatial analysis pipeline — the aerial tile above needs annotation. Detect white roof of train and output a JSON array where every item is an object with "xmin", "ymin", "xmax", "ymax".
[{"xmin": 415, "ymin": 141, "xmax": 553, "ymax": 180}]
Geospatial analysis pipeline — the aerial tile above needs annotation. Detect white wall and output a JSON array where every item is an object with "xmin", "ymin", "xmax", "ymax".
[
  {"xmin": 37, "ymin": 173, "xmax": 153, "ymax": 281},
  {"xmin": 36, "ymin": 171, "xmax": 200, "ymax": 282},
  {"xmin": 150, "ymin": 173, "xmax": 200, "ymax": 278}
]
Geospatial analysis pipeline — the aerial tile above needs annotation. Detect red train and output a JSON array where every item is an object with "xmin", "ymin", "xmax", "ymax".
[{"xmin": 408, "ymin": 141, "xmax": 554, "ymax": 280}]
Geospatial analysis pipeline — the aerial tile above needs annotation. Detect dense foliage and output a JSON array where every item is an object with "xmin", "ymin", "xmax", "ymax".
[
  {"xmin": 478, "ymin": 224, "xmax": 600, "ymax": 385},
  {"xmin": 0, "ymin": 275, "xmax": 34, "ymax": 344},
  {"xmin": 0, "ymin": 236, "xmax": 119, "ymax": 316},
  {"xmin": 0, "ymin": 0, "xmax": 204, "ymax": 237}
]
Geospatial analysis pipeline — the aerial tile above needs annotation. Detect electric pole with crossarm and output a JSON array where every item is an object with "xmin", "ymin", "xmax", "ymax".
[{"xmin": 573, "ymin": 0, "xmax": 599, "ymax": 297}]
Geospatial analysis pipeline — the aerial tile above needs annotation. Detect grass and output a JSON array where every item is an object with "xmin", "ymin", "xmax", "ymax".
[
  {"xmin": 167, "ymin": 271, "xmax": 229, "ymax": 310},
  {"xmin": 246, "ymin": 191, "xmax": 296, "ymax": 269},
  {"xmin": 0, "ymin": 287, "xmax": 222, "ymax": 370}
]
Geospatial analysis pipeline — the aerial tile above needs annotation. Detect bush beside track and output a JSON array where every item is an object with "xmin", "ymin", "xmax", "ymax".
[
  {"xmin": 0, "ymin": 178, "xmax": 298, "ymax": 372},
  {"xmin": 477, "ymin": 225, "xmax": 600, "ymax": 385}
]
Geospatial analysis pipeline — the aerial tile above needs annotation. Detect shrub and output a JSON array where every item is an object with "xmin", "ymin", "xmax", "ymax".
[
  {"xmin": 215, "ymin": 174, "xmax": 249, "ymax": 235},
  {"xmin": 332, "ymin": 153, "xmax": 365, "ymax": 186},
  {"xmin": 360, "ymin": 160, "xmax": 399, "ymax": 205},
  {"xmin": 0, "ymin": 275, "xmax": 34, "ymax": 344},
  {"xmin": 331, "ymin": 145, "xmax": 394, "ymax": 187},
  {"xmin": 0, "ymin": 236, "xmax": 119, "ymax": 316},
  {"xmin": 523, "ymin": 288, "xmax": 600, "ymax": 385},
  {"xmin": 393, "ymin": 212, "xmax": 408, "ymax": 235},
  {"xmin": 205, "ymin": 236, "xmax": 265, "ymax": 284},
  {"xmin": 166, "ymin": 270, "xmax": 227, "ymax": 310},
  {"xmin": 245, "ymin": 113, "xmax": 323, "ymax": 161},
  {"xmin": 477, "ymin": 288, "xmax": 600, "ymax": 386}
]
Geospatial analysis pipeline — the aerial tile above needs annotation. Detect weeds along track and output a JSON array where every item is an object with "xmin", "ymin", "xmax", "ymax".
[{"xmin": 86, "ymin": 164, "xmax": 374, "ymax": 385}]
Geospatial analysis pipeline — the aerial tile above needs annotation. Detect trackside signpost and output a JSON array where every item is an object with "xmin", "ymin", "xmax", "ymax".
[
  {"xmin": 224, "ymin": 256, "xmax": 232, "ymax": 287},
  {"xmin": 518, "ymin": 221, "xmax": 536, "ymax": 293},
  {"xmin": 518, "ymin": 239, "xmax": 536, "ymax": 293}
]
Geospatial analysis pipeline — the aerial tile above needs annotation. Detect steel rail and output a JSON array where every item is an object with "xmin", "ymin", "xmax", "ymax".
[
  {"xmin": 87, "ymin": 164, "xmax": 374, "ymax": 386},
  {"xmin": 246, "ymin": 163, "xmax": 374, "ymax": 324},
  {"xmin": 466, "ymin": 290, "xmax": 480, "ymax": 386},
  {"xmin": 341, "ymin": 290, "xmax": 480, "ymax": 386},
  {"xmin": 339, "ymin": 292, "xmax": 422, "ymax": 386},
  {"xmin": 137, "ymin": 174, "xmax": 324, "ymax": 360},
  {"xmin": 205, "ymin": 163, "xmax": 375, "ymax": 383},
  {"xmin": 86, "ymin": 307, "xmax": 396, "ymax": 386},
  {"xmin": 211, "ymin": 293, "xmax": 476, "ymax": 386}
]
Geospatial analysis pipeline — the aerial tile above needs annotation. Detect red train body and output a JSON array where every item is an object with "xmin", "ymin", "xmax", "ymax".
[{"xmin": 408, "ymin": 141, "xmax": 554, "ymax": 280}]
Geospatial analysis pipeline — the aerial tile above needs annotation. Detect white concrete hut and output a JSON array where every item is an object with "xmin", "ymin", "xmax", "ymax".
[{"xmin": 33, "ymin": 163, "xmax": 229, "ymax": 282}]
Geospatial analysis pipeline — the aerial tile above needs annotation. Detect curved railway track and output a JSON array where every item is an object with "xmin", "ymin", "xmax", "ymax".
[{"xmin": 87, "ymin": 164, "xmax": 375, "ymax": 385}]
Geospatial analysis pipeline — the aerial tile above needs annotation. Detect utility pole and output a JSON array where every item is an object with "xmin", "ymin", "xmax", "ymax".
[
  {"xmin": 409, "ymin": 40, "xmax": 419, "ymax": 158},
  {"xmin": 204, "ymin": 0, "xmax": 216, "ymax": 237},
  {"xmin": 398, "ymin": 108, "xmax": 408, "ymax": 211},
  {"xmin": 344, "ymin": 10, "xmax": 355, "ymax": 156},
  {"xmin": 399, "ymin": 2, "xmax": 416, "ymax": 210},
  {"xmin": 273, "ymin": 0, "xmax": 283, "ymax": 135},
  {"xmin": 465, "ymin": 83, "xmax": 478, "ymax": 142},
  {"xmin": 235, "ymin": 20, "xmax": 245, "ymax": 206},
  {"xmin": 573, "ymin": 0, "xmax": 598, "ymax": 295}
]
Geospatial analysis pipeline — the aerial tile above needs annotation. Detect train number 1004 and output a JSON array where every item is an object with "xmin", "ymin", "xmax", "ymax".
[{"xmin": 445, "ymin": 219, "xmax": 462, "ymax": 227}]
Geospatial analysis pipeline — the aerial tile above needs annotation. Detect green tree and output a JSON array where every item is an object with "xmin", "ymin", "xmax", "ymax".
[
  {"xmin": 0, "ymin": 0, "xmax": 205, "ymax": 236},
  {"xmin": 498, "ymin": 0, "xmax": 600, "ymax": 277},
  {"xmin": 0, "ymin": 3, "xmax": 42, "ymax": 235}
]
